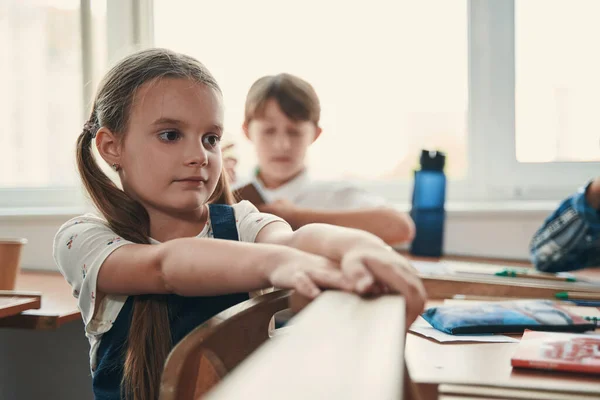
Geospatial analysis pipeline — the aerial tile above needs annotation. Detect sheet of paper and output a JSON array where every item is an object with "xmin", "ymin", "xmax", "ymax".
[
  {"xmin": 411, "ymin": 260, "xmax": 454, "ymax": 276},
  {"xmin": 408, "ymin": 316, "xmax": 520, "ymax": 344},
  {"xmin": 418, "ymin": 260, "xmax": 581, "ymax": 281}
]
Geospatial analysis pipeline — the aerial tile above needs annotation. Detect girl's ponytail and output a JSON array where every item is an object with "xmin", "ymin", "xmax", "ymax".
[{"xmin": 76, "ymin": 107, "xmax": 172, "ymax": 400}]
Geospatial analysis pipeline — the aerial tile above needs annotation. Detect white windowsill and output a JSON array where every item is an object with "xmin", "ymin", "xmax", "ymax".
[
  {"xmin": 0, "ymin": 207, "xmax": 91, "ymax": 220},
  {"xmin": 0, "ymin": 200, "xmax": 560, "ymax": 220},
  {"xmin": 2, "ymin": 200, "xmax": 557, "ymax": 271}
]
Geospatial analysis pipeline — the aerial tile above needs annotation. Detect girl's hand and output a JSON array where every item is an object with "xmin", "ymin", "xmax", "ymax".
[
  {"xmin": 267, "ymin": 248, "xmax": 353, "ymax": 299},
  {"xmin": 340, "ymin": 246, "xmax": 427, "ymax": 326}
]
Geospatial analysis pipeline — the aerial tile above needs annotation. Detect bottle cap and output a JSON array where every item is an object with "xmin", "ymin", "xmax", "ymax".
[{"xmin": 420, "ymin": 150, "xmax": 446, "ymax": 171}]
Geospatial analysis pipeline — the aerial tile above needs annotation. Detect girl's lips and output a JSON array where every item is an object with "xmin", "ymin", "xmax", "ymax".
[{"xmin": 175, "ymin": 179, "xmax": 206, "ymax": 188}]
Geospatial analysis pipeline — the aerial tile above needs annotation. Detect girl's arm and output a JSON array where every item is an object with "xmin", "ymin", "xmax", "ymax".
[
  {"xmin": 260, "ymin": 200, "xmax": 415, "ymax": 245},
  {"xmin": 256, "ymin": 222, "xmax": 427, "ymax": 325},
  {"xmin": 97, "ymin": 232, "xmax": 351, "ymax": 298}
]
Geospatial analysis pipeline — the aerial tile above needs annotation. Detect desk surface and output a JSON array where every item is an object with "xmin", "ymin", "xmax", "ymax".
[
  {"xmin": 0, "ymin": 270, "xmax": 80, "ymax": 330},
  {"xmin": 0, "ymin": 293, "xmax": 41, "ymax": 319},
  {"xmin": 406, "ymin": 323, "xmax": 600, "ymax": 395},
  {"xmin": 405, "ymin": 260, "xmax": 600, "ymax": 395}
]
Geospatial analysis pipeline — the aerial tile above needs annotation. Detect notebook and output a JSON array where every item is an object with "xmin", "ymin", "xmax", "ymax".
[
  {"xmin": 511, "ymin": 330, "xmax": 600, "ymax": 375},
  {"xmin": 421, "ymin": 300, "xmax": 596, "ymax": 334},
  {"xmin": 233, "ymin": 182, "xmax": 265, "ymax": 206}
]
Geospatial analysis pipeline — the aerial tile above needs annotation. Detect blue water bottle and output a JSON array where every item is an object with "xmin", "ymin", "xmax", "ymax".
[{"xmin": 410, "ymin": 150, "xmax": 446, "ymax": 257}]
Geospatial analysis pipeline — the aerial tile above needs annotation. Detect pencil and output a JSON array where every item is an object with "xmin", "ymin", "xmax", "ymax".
[
  {"xmin": 495, "ymin": 269, "xmax": 577, "ymax": 282},
  {"xmin": 452, "ymin": 294, "xmax": 572, "ymax": 305},
  {"xmin": 452, "ymin": 295, "xmax": 518, "ymax": 301},
  {"xmin": 555, "ymin": 291, "xmax": 600, "ymax": 301}
]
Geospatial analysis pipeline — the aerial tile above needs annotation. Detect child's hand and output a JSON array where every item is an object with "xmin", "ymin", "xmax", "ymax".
[
  {"xmin": 267, "ymin": 248, "xmax": 353, "ymax": 299},
  {"xmin": 340, "ymin": 246, "xmax": 427, "ymax": 326},
  {"xmin": 222, "ymin": 142, "xmax": 238, "ymax": 184}
]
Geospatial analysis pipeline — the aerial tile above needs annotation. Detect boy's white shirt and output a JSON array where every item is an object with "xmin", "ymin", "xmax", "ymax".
[
  {"xmin": 52, "ymin": 200, "xmax": 285, "ymax": 373},
  {"xmin": 236, "ymin": 168, "xmax": 387, "ymax": 210}
]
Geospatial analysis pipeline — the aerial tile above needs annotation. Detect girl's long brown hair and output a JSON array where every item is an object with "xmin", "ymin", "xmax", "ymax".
[{"xmin": 76, "ymin": 48, "xmax": 234, "ymax": 400}]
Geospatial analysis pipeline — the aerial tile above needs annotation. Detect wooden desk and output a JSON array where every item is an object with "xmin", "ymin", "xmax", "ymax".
[
  {"xmin": 206, "ymin": 291, "xmax": 409, "ymax": 400},
  {"xmin": 406, "ymin": 322, "xmax": 600, "ymax": 397},
  {"xmin": 405, "ymin": 258, "xmax": 600, "ymax": 398},
  {"xmin": 0, "ymin": 270, "xmax": 80, "ymax": 330},
  {"xmin": 0, "ymin": 292, "xmax": 41, "ymax": 319}
]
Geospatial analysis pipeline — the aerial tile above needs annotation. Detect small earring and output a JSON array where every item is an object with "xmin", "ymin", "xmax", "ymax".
[{"xmin": 111, "ymin": 163, "xmax": 120, "ymax": 172}]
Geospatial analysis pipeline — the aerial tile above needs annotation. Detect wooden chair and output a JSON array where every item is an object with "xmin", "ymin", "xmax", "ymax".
[{"xmin": 159, "ymin": 289, "xmax": 291, "ymax": 400}]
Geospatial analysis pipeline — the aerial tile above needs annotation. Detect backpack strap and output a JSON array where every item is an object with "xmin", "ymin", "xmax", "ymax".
[{"xmin": 208, "ymin": 204, "xmax": 239, "ymax": 241}]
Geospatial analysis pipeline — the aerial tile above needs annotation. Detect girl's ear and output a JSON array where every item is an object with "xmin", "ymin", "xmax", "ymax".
[{"xmin": 95, "ymin": 127, "xmax": 122, "ymax": 167}]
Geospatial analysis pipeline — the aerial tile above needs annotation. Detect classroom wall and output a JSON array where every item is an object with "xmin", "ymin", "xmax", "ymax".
[
  {"xmin": 2, "ymin": 204, "xmax": 553, "ymax": 271},
  {"xmin": 0, "ymin": 321, "xmax": 93, "ymax": 400}
]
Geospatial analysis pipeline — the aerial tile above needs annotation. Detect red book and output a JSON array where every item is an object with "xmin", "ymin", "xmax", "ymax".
[{"xmin": 511, "ymin": 329, "xmax": 600, "ymax": 375}]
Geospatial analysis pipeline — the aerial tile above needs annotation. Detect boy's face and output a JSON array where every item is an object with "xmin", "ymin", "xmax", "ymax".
[{"xmin": 244, "ymin": 99, "xmax": 321, "ymax": 186}]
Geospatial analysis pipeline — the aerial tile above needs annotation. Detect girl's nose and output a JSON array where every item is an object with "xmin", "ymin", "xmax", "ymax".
[{"xmin": 184, "ymin": 139, "xmax": 209, "ymax": 167}]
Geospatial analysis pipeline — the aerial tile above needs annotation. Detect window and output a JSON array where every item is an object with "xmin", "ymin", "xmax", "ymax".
[
  {"xmin": 153, "ymin": 0, "xmax": 468, "ymax": 184},
  {"xmin": 4, "ymin": 0, "xmax": 598, "ymax": 210},
  {"xmin": 0, "ymin": 0, "xmax": 108, "ymax": 209},
  {"xmin": 0, "ymin": 0, "xmax": 83, "ymax": 188},
  {"xmin": 515, "ymin": 0, "xmax": 600, "ymax": 163},
  {"xmin": 480, "ymin": 0, "xmax": 600, "ymax": 200}
]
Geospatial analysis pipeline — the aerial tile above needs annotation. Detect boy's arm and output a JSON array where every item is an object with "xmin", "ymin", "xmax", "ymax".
[
  {"xmin": 530, "ymin": 178, "xmax": 600, "ymax": 272},
  {"xmin": 257, "ymin": 221, "xmax": 385, "ymax": 262},
  {"xmin": 260, "ymin": 200, "xmax": 415, "ymax": 245}
]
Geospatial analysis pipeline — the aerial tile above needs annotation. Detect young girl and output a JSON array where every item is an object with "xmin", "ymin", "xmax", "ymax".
[
  {"xmin": 239, "ymin": 73, "xmax": 415, "ymax": 246},
  {"xmin": 53, "ymin": 49, "xmax": 426, "ymax": 400}
]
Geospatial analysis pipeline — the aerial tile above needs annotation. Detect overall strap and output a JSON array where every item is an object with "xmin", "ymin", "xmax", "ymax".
[{"xmin": 208, "ymin": 204, "xmax": 239, "ymax": 241}]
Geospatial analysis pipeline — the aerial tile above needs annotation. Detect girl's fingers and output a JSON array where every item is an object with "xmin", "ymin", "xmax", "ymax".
[
  {"xmin": 294, "ymin": 271, "xmax": 322, "ymax": 299},
  {"xmin": 363, "ymin": 255, "xmax": 427, "ymax": 325},
  {"xmin": 307, "ymin": 267, "xmax": 354, "ymax": 292},
  {"xmin": 341, "ymin": 257, "xmax": 375, "ymax": 294}
]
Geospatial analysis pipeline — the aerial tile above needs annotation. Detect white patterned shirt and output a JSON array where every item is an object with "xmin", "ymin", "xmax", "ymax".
[{"xmin": 53, "ymin": 201, "xmax": 284, "ymax": 372}]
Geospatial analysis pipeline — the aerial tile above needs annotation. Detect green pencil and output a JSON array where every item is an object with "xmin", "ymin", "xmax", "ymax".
[
  {"xmin": 495, "ymin": 269, "xmax": 577, "ymax": 282},
  {"xmin": 555, "ymin": 291, "xmax": 600, "ymax": 300}
]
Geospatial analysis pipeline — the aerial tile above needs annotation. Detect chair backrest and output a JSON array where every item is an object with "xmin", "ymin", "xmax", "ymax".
[
  {"xmin": 205, "ymin": 291, "xmax": 410, "ymax": 400},
  {"xmin": 159, "ymin": 289, "xmax": 291, "ymax": 400}
]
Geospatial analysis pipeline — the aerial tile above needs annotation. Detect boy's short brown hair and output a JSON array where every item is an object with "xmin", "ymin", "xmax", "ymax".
[{"xmin": 244, "ymin": 73, "xmax": 321, "ymax": 126}]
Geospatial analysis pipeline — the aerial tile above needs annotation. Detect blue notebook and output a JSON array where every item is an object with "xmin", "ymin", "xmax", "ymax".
[{"xmin": 422, "ymin": 300, "xmax": 596, "ymax": 335}]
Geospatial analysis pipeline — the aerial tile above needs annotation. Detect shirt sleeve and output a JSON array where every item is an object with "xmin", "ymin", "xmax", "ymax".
[
  {"xmin": 233, "ymin": 200, "xmax": 289, "ymax": 243},
  {"xmin": 53, "ymin": 214, "xmax": 133, "ymax": 326},
  {"xmin": 530, "ymin": 181, "xmax": 600, "ymax": 272}
]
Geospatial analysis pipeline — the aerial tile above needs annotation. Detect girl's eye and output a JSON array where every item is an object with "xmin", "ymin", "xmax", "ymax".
[
  {"xmin": 158, "ymin": 130, "xmax": 181, "ymax": 142},
  {"xmin": 203, "ymin": 134, "xmax": 221, "ymax": 149}
]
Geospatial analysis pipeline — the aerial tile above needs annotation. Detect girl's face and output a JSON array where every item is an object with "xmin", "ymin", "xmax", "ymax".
[
  {"xmin": 117, "ymin": 78, "xmax": 224, "ymax": 216},
  {"xmin": 244, "ymin": 99, "xmax": 321, "ymax": 187}
]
